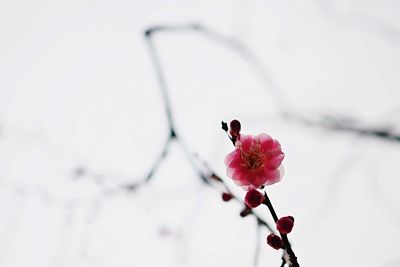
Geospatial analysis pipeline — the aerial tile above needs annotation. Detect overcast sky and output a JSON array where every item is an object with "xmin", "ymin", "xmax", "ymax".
[{"xmin": 1, "ymin": 0, "xmax": 400, "ymax": 266}]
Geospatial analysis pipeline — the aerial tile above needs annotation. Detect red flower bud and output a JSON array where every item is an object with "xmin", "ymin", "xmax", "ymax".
[
  {"xmin": 244, "ymin": 189, "xmax": 265, "ymax": 208},
  {"xmin": 266, "ymin": 234, "xmax": 284, "ymax": 250},
  {"xmin": 230, "ymin": 119, "xmax": 241, "ymax": 133},
  {"xmin": 276, "ymin": 216, "xmax": 294, "ymax": 234},
  {"xmin": 221, "ymin": 192, "xmax": 233, "ymax": 202},
  {"xmin": 229, "ymin": 119, "xmax": 241, "ymax": 141},
  {"xmin": 239, "ymin": 207, "xmax": 252, "ymax": 217}
]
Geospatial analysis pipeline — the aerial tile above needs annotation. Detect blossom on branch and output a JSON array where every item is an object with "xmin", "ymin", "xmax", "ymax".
[{"xmin": 224, "ymin": 133, "xmax": 284, "ymax": 190}]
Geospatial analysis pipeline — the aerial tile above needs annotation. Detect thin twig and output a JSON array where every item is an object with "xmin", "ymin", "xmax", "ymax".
[
  {"xmin": 263, "ymin": 192, "xmax": 299, "ymax": 267},
  {"xmin": 280, "ymin": 257, "xmax": 286, "ymax": 267},
  {"xmin": 253, "ymin": 220, "xmax": 262, "ymax": 267},
  {"xmin": 145, "ymin": 31, "xmax": 176, "ymax": 132}
]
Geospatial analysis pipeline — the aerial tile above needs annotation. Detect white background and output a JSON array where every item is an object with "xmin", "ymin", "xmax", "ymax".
[{"xmin": 1, "ymin": 0, "xmax": 400, "ymax": 266}]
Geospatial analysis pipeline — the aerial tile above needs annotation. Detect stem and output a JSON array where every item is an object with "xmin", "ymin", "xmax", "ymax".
[
  {"xmin": 253, "ymin": 221, "xmax": 261, "ymax": 267},
  {"xmin": 280, "ymin": 257, "xmax": 286, "ymax": 267},
  {"xmin": 145, "ymin": 32, "xmax": 177, "ymax": 135},
  {"xmin": 263, "ymin": 192, "xmax": 300, "ymax": 267}
]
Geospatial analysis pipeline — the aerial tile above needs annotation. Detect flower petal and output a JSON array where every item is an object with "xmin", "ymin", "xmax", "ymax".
[
  {"xmin": 263, "ymin": 168, "xmax": 282, "ymax": 186},
  {"xmin": 225, "ymin": 133, "xmax": 285, "ymax": 190},
  {"xmin": 237, "ymin": 134, "xmax": 254, "ymax": 151},
  {"xmin": 265, "ymin": 152, "xmax": 285, "ymax": 170},
  {"xmin": 224, "ymin": 150, "xmax": 238, "ymax": 166}
]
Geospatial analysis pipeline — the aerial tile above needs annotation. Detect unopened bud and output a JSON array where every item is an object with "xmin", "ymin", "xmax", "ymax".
[
  {"xmin": 239, "ymin": 206, "xmax": 252, "ymax": 217},
  {"xmin": 276, "ymin": 216, "xmax": 295, "ymax": 234},
  {"xmin": 244, "ymin": 189, "xmax": 265, "ymax": 208},
  {"xmin": 222, "ymin": 192, "xmax": 233, "ymax": 202},
  {"xmin": 229, "ymin": 119, "xmax": 241, "ymax": 141},
  {"xmin": 266, "ymin": 234, "xmax": 284, "ymax": 250}
]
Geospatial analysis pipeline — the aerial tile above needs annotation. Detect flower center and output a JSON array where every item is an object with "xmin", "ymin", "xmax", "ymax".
[{"xmin": 240, "ymin": 140, "xmax": 265, "ymax": 170}]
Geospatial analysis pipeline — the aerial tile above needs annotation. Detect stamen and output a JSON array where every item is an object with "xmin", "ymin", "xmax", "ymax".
[{"xmin": 239, "ymin": 139, "xmax": 265, "ymax": 170}]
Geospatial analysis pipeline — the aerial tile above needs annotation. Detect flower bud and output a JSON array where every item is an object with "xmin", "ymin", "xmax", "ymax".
[
  {"xmin": 239, "ymin": 206, "xmax": 252, "ymax": 217},
  {"xmin": 276, "ymin": 216, "xmax": 294, "ymax": 234},
  {"xmin": 229, "ymin": 119, "xmax": 241, "ymax": 141},
  {"xmin": 229, "ymin": 119, "xmax": 241, "ymax": 133},
  {"xmin": 244, "ymin": 189, "xmax": 265, "ymax": 208},
  {"xmin": 266, "ymin": 234, "xmax": 284, "ymax": 250},
  {"xmin": 221, "ymin": 192, "xmax": 233, "ymax": 202}
]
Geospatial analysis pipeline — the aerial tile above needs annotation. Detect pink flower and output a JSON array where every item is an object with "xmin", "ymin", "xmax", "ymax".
[
  {"xmin": 244, "ymin": 189, "xmax": 265, "ymax": 208},
  {"xmin": 225, "ymin": 134, "xmax": 284, "ymax": 190}
]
